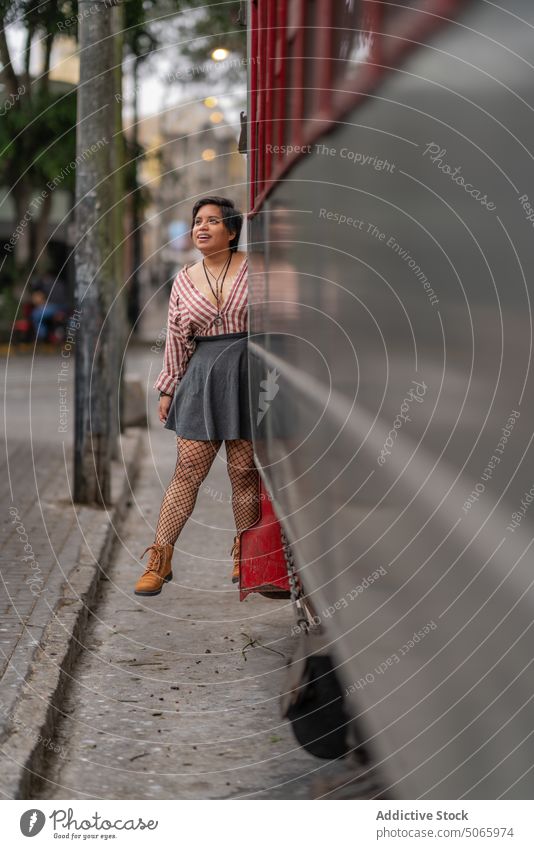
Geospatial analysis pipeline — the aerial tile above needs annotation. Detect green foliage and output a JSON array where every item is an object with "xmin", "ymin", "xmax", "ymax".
[
  {"xmin": 1, "ymin": 0, "xmax": 75, "ymax": 34},
  {"xmin": 0, "ymin": 1, "xmax": 81, "ymax": 197},
  {"xmin": 164, "ymin": 1, "xmax": 246, "ymax": 84},
  {"xmin": 123, "ymin": 0, "xmax": 159, "ymax": 57},
  {"xmin": 0, "ymin": 0, "xmax": 245, "ymax": 281},
  {"xmin": 0, "ymin": 88, "xmax": 77, "ymax": 188}
]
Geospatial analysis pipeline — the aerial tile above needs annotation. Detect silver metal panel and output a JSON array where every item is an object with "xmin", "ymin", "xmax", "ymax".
[{"xmin": 248, "ymin": 0, "xmax": 534, "ymax": 798}]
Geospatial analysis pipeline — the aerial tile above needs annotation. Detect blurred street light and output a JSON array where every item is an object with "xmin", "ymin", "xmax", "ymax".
[
  {"xmin": 211, "ymin": 48, "xmax": 230, "ymax": 62},
  {"xmin": 201, "ymin": 148, "xmax": 217, "ymax": 161},
  {"xmin": 204, "ymin": 96, "xmax": 218, "ymax": 108},
  {"xmin": 209, "ymin": 111, "xmax": 224, "ymax": 124}
]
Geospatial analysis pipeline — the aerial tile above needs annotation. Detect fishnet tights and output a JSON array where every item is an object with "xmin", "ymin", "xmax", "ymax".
[{"xmin": 155, "ymin": 437, "xmax": 260, "ymax": 546}]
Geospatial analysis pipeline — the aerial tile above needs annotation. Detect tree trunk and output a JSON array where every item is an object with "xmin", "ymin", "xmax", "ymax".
[
  {"xmin": 12, "ymin": 180, "xmax": 32, "ymax": 272},
  {"xmin": 74, "ymin": 0, "xmax": 121, "ymax": 505},
  {"xmin": 40, "ymin": 31, "xmax": 53, "ymax": 97},
  {"xmin": 0, "ymin": 24, "xmax": 19, "ymax": 98},
  {"xmin": 109, "ymin": 3, "xmax": 126, "ymax": 447},
  {"xmin": 33, "ymin": 190, "xmax": 53, "ymax": 273},
  {"xmin": 1, "ymin": 19, "xmax": 28, "ymax": 276},
  {"xmin": 23, "ymin": 26, "xmax": 33, "ymax": 94}
]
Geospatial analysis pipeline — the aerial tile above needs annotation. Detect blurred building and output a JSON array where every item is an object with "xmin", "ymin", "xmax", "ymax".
[
  {"xmin": 141, "ymin": 98, "xmax": 246, "ymax": 289},
  {"xmin": 48, "ymin": 36, "xmax": 79, "ymax": 86}
]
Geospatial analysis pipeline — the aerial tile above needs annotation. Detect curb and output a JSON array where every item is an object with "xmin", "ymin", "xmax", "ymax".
[{"xmin": 0, "ymin": 428, "xmax": 144, "ymax": 799}]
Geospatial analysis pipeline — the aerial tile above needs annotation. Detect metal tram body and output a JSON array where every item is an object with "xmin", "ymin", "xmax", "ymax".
[{"xmin": 246, "ymin": 1, "xmax": 534, "ymax": 798}]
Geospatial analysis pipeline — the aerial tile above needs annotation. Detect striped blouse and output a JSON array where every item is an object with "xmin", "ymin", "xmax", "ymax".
[{"xmin": 154, "ymin": 255, "xmax": 248, "ymax": 395}]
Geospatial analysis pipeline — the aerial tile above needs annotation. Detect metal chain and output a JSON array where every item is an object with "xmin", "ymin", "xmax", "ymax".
[{"xmin": 280, "ymin": 528, "xmax": 309, "ymax": 632}]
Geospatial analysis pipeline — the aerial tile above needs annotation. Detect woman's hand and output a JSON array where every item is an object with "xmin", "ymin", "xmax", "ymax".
[{"xmin": 158, "ymin": 394, "xmax": 172, "ymax": 423}]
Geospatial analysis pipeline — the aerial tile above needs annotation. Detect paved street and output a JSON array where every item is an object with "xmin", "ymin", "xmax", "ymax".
[
  {"xmin": 0, "ymin": 337, "xmax": 143, "ymax": 798},
  {"xmin": 0, "ymin": 345, "xmax": 84, "ymax": 744}
]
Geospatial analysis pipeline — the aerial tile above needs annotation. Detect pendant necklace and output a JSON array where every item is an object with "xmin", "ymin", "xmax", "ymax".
[{"xmin": 202, "ymin": 253, "xmax": 232, "ymax": 326}]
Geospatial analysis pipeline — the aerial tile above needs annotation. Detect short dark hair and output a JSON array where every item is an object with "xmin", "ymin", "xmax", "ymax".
[{"xmin": 190, "ymin": 196, "xmax": 243, "ymax": 252}]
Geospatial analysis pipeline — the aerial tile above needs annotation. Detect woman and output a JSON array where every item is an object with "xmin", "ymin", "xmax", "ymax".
[{"xmin": 134, "ymin": 196, "xmax": 260, "ymax": 596}]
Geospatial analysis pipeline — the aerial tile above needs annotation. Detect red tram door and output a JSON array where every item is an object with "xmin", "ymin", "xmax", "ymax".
[{"xmin": 238, "ymin": 478, "xmax": 291, "ymax": 601}]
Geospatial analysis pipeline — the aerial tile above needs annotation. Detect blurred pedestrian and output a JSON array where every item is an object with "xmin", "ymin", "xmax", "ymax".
[
  {"xmin": 30, "ymin": 289, "xmax": 58, "ymax": 341},
  {"xmin": 33, "ymin": 270, "xmax": 69, "ymax": 312}
]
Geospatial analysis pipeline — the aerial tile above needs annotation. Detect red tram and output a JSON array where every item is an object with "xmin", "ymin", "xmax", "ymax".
[{"xmin": 247, "ymin": 0, "xmax": 534, "ymax": 798}]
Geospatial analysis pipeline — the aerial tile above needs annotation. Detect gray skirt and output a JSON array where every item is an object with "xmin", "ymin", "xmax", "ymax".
[{"xmin": 164, "ymin": 332, "xmax": 253, "ymax": 441}]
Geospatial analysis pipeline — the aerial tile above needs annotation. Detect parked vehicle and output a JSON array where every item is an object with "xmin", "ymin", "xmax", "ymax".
[{"xmin": 247, "ymin": 0, "xmax": 534, "ymax": 798}]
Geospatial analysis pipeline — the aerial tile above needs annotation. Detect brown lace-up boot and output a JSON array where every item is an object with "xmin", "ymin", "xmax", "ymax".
[
  {"xmin": 231, "ymin": 533, "xmax": 241, "ymax": 584},
  {"xmin": 134, "ymin": 543, "xmax": 173, "ymax": 596}
]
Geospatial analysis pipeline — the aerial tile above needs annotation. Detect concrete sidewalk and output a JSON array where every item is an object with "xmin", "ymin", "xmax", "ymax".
[
  {"xmin": 0, "ymin": 432, "xmax": 143, "ymax": 799},
  {"xmin": 0, "ymin": 346, "xmax": 143, "ymax": 798},
  {"xmin": 0, "ymin": 337, "xmax": 322, "ymax": 799},
  {"xmin": 34, "ymin": 398, "xmax": 323, "ymax": 800}
]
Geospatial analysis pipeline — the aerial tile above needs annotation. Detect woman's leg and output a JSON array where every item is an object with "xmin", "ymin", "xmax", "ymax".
[
  {"xmin": 225, "ymin": 439, "xmax": 261, "ymax": 531},
  {"xmin": 155, "ymin": 437, "xmax": 222, "ymax": 546}
]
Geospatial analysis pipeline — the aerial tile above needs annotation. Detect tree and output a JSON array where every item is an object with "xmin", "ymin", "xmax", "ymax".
[
  {"xmin": 0, "ymin": 0, "xmax": 159, "ymax": 280},
  {"xmin": 74, "ymin": 0, "xmax": 124, "ymax": 505},
  {"xmin": 0, "ymin": 2, "xmax": 80, "ymax": 273},
  {"xmin": 170, "ymin": 0, "xmax": 245, "ymax": 68},
  {"xmin": 0, "ymin": 0, "xmax": 244, "ymax": 282}
]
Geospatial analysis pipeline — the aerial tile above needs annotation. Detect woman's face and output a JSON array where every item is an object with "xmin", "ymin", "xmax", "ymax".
[{"xmin": 191, "ymin": 204, "xmax": 235, "ymax": 256}]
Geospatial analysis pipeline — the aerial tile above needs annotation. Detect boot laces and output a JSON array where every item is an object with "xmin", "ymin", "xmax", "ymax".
[
  {"xmin": 230, "ymin": 533, "xmax": 240, "ymax": 560},
  {"xmin": 141, "ymin": 544, "xmax": 165, "ymax": 573}
]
